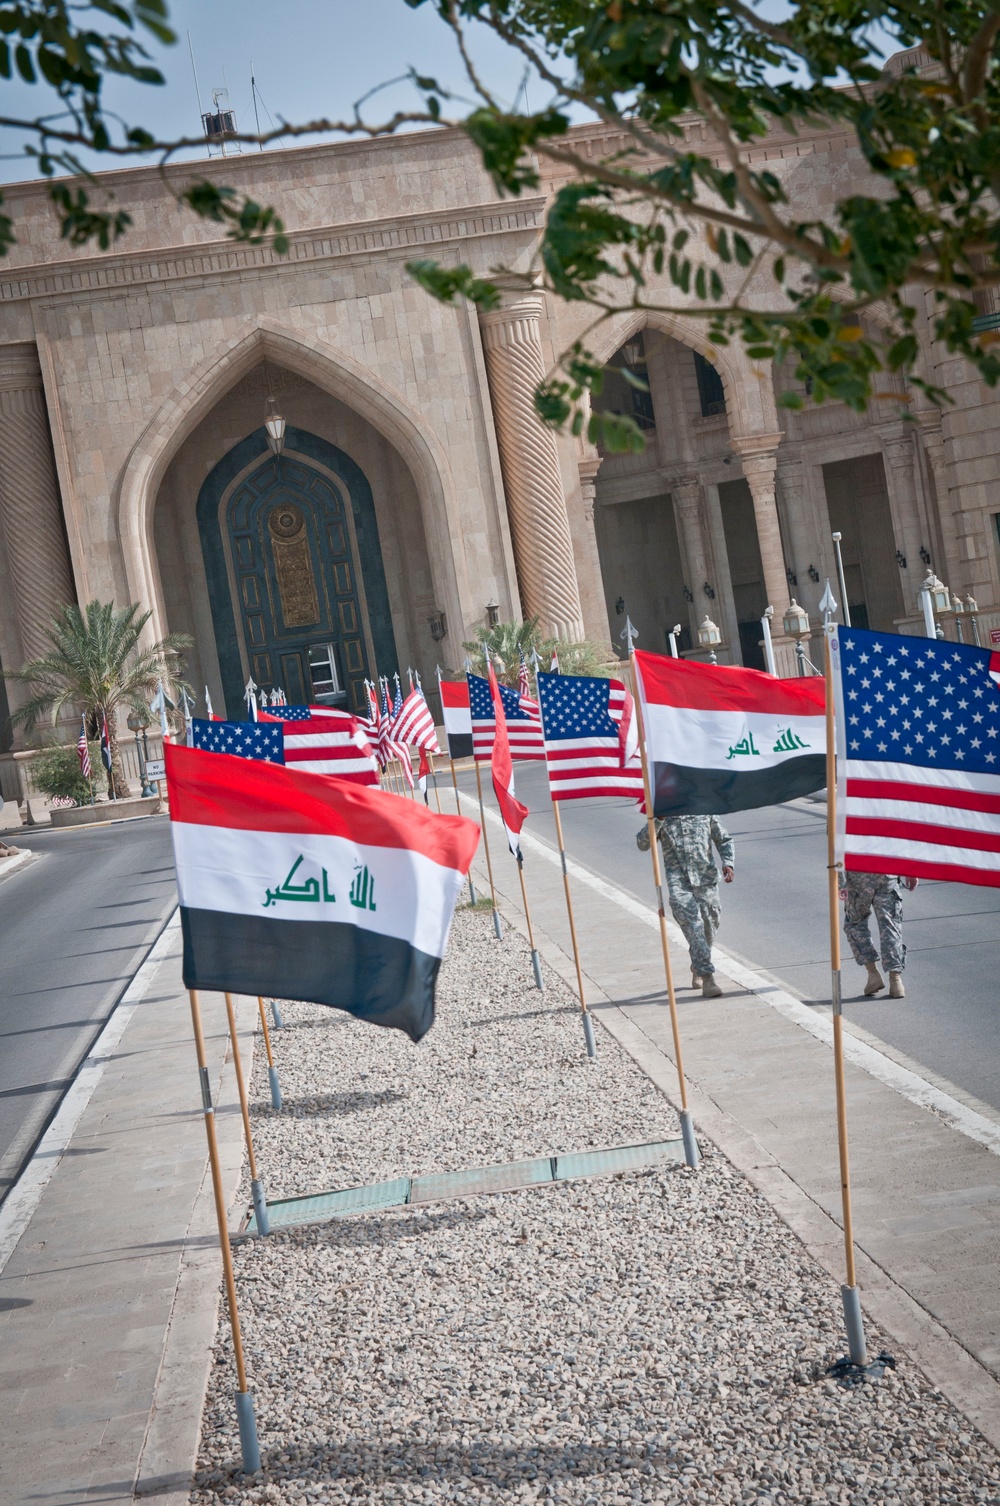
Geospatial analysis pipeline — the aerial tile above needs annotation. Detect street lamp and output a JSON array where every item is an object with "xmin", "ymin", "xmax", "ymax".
[
  {"xmin": 918, "ymin": 570, "xmax": 949, "ymax": 640},
  {"xmin": 127, "ymin": 708, "xmax": 156, "ymax": 797},
  {"xmin": 782, "ymin": 598, "xmax": 814, "ymax": 677},
  {"xmin": 966, "ymin": 594, "xmax": 981, "ymax": 647},
  {"xmin": 951, "ymin": 593, "xmax": 965, "ymax": 644},
  {"xmin": 264, "ymin": 396, "xmax": 286, "ymax": 455},
  {"xmin": 698, "ymin": 615, "xmax": 721, "ymax": 664}
]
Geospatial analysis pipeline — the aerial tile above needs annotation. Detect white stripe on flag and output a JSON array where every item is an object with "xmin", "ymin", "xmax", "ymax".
[{"xmin": 644, "ymin": 703, "xmax": 823, "ymax": 771}]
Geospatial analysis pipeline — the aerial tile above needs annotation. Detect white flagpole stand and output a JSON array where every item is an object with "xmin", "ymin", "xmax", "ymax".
[
  {"xmin": 760, "ymin": 606, "xmax": 777, "ymax": 676},
  {"xmin": 667, "ymin": 624, "xmax": 681, "ymax": 658}
]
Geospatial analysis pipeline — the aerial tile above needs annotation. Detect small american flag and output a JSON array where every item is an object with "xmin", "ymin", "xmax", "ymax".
[
  {"xmin": 518, "ymin": 651, "xmax": 530, "ymax": 699},
  {"xmin": 392, "ymin": 687, "xmax": 441, "ymax": 754},
  {"xmin": 260, "ymin": 710, "xmax": 380, "ymax": 784},
  {"xmin": 537, "ymin": 673, "xmax": 644, "ymax": 802},
  {"xmin": 468, "ymin": 672, "xmax": 544, "ymax": 762},
  {"xmin": 77, "ymin": 715, "xmax": 92, "ymax": 780},
  {"xmin": 833, "ymin": 625, "xmax": 1000, "ymax": 887}
]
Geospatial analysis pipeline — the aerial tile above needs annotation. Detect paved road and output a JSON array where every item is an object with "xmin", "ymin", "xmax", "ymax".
[
  {"xmin": 0, "ymin": 815, "xmax": 175, "ymax": 1204},
  {"xmin": 454, "ymin": 762, "xmax": 1000, "ymax": 1113}
]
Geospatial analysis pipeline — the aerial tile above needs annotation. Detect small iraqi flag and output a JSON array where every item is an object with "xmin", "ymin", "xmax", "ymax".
[
  {"xmin": 634, "ymin": 650, "xmax": 826, "ymax": 816},
  {"xmin": 439, "ymin": 679, "xmax": 472, "ymax": 761},
  {"xmin": 165, "ymin": 744, "xmax": 480, "ymax": 1041}
]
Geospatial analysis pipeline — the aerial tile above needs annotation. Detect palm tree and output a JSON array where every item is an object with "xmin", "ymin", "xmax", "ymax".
[
  {"xmin": 463, "ymin": 617, "xmax": 615, "ymax": 686},
  {"xmin": 3, "ymin": 601, "xmax": 191, "ymax": 799}
]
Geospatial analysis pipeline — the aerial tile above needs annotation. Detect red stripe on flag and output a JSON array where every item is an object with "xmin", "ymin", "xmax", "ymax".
[
  {"xmin": 844, "ymin": 852, "xmax": 1000, "ymax": 889},
  {"xmin": 846, "ymin": 815, "xmax": 1000, "ymax": 854},
  {"xmin": 846, "ymin": 778, "xmax": 1000, "ymax": 815},
  {"xmin": 165, "ymin": 744, "xmax": 479, "ymax": 867},
  {"xmin": 635, "ymin": 648, "xmax": 826, "ymax": 715}
]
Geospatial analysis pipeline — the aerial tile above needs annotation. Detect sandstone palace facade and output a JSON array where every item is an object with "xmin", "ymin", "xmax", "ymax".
[{"xmin": 1, "ymin": 50, "xmax": 999, "ymax": 797}]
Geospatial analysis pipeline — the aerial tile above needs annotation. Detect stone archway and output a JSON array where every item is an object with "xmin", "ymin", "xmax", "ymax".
[{"xmin": 115, "ymin": 320, "xmax": 467, "ymax": 653}]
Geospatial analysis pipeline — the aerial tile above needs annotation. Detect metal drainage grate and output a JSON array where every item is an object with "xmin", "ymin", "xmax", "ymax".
[{"xmin": 246, "ymin": 1138, "xmax": 684, "ymax": 1235}]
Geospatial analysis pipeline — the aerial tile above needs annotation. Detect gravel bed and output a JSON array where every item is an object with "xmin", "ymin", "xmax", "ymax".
[{"xmin": 191, "ymin": 908, "xmax": 1000, "ymax": 1504}]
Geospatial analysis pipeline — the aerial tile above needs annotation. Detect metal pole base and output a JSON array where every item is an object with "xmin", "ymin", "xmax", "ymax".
[
  {"xmin": 841, "ymin": 1284, "xmax": 868, "ymax": 1367},
  {"xmin": 251, "ymin": 1177, "xmax": 270, "ymax": 1237},
  {"xmin": 531, "ymin": 949, "xmax": 544, "ymax": 991},
  {"xmin": 468, "ymin": 875, "xmax": 477, "ymax": 906},
  {"xmin": 679, "ymin": 1109, "xmax": 701, "ymax": 1169},
  {"xmin": 269, "ymin": 999, "xmax": 285, "ymax": 1030},
  {"xmin": 492, "ymin": 907, "xmax": 503, "ymax": 940},
  {"xmin": 582, "ymin": 1011, "xmax": 597, "ymax": 1058},
  {"xmin": 234, "ymin": 1388, "xmax": 262, "ymax": 1474},
  {"xmin": 268, "ymin": 1066, "xmax": 282, "ymax": 1112}
]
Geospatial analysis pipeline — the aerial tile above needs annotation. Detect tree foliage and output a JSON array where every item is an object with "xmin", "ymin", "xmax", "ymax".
[
  {"xmin": 2, "ymin": 599, "xmax": 189, "ymax": 796},
  {"xmin": 403, "ymin": 0, "xmax": 1000, "ymax": 443}
]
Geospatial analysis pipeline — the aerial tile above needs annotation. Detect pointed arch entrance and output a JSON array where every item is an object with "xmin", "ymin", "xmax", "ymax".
[{"xmin": 197, "ymin": 427, "xmax": 397, "ymax": 717}]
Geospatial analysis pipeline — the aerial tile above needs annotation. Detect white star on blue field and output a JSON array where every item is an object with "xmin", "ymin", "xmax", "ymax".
[
  {"xmin": 191, "ymin": 719, "xmax": 284, "ymax": 763},
  {"xmin": 840, "ymin": 629, "xmax": 1000, "ymax": 770},
  {"xmin": 537, "ymin": 675, "xmax": 616, "ymax": 740}
]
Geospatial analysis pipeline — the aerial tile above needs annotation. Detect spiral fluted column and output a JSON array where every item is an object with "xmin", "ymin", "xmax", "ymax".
[
  {"xmin": 0, "ymin": 347, "xmax": 75, "ymax": 663},
  {"xmin": 479, "ymin": 293, "xmax": 585, "ymax": 641}
]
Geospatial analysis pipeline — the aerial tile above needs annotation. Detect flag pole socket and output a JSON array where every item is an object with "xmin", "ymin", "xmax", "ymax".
[
  {"xmin": 840, "ymin": 1284, "xmax": 868, "ymax": 1367},
  {"xmin": 492, "ymin": 907, "xmax": 504, "ymax": 940},
  {"xmin": 251, "ymin": 1178, "xmax": 271, "ymax": 1237},
  {"xmin": 531, "ymin": 950, "xmax": 544, "ymax": 991},
  {"xmin": 269, "ymin": 1000, "xmax": 285, "ymax": 1030},
  {"xmin": 582, "ymin": 1011, "xmax": 597, "ymax": 1059},
  {"xmin": 679, "ymin": 1110, "xmax": 701, "ymax": 1169},
  {"xmin": 268, "ymin": 1067, "xmax": 283, "ymax": 1112},
  {"xmin": 468, "ymin": 875, "xmax": 477, "ymax": 906},
  {"xmin": 234, "ymin": 1389, "xmax": 262, "ymax": 1475}
]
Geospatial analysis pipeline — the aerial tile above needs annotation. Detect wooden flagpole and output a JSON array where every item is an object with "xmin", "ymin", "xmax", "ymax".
[
  {"xmin": 474, "ymin": 761, "xmax": 503, "ymax": 938},
  {"xmin": 515, "ymin": 849, "xmax": 544, "ymax": 991},
  {"xmin": 449, "ymin": 755, "xmax": 477, "ymax": 904},
  {"xmin": 630, "ymin": 650, "xmax": 700, "ymax": 1169},
  {"xmin": 187, "ymin": 990, "xmax": 261, "ymax": 1473},
  {"xmin": 223, "ymin": 993, "xmax": 270, "ymax": 1236},
  {"xmin": 429, "ymin": 753, "xmax": 442, "ymax": 813},
  {"xmin": 825, "ymin": 623, "xmax": 868, "ymax": 1367},
  {"xmin": 256, "ymin": 995, "xmax": 282, "ymax": 1110},
  {"xmin": 551, "ymin": 800, "xmax": 596, "ymax": 1056}
]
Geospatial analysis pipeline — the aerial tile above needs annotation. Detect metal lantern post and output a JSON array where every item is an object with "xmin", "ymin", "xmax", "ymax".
[
  {"xmin": 760, "ymin": 605, "xmax": 777, "ymax": 676},
  {"xmin": 831, "ymin": 532, "xmax": 851, "ymax": 627},
  {"xmin": 918, "ymin": 570, "xmax": 950, "ymax": 640},
  {"xmin": 697, "ymin": 615, "xmax": 721, "ymax": 664},
  {"xmin": 967, "ymin": 594, "xmax": 982, "ymax": 647},
  {"xmin": 667, "ymin": 623, "xmax": 682, "ymax": 659},
  {"xmin": 782, "ymin": 598, "xmax": 815, "ymax": 677},
  {"xmin": 127, "ymin": 709, "xmax": 156, "ymax": 797}
]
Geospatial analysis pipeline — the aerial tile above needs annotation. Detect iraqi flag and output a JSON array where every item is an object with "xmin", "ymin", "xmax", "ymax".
[
  {"xmin": 165, "ymin": 744, "xmax": 480, "ymax": 1041},
  {"xmin": 439, "ymin": 678, "xmax": 472, "ymax": 761},
  {"xmin": 634, "ymin": 649, "xmax": 826, "ymax": 816}
]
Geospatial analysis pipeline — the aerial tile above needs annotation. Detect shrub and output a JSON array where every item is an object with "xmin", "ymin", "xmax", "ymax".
[
  {"xmin": 462, "ymin": 618, "xmax": 616, "ymax": 686},
  {"xmin": 29, "ymin": 742, "xmax": 100, "ymax": 805}
]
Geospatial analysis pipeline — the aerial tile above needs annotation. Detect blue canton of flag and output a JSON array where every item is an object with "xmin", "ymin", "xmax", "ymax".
[
  {"xmin": 265, "ymin": 705, "xmax": 311, "ymax": 721},
  {"xmin": 467, "ymin": 672, "xmax": 545, "ymax": 761},
  {"xmin": 834, "ymin": 626, "xmax": 1000, "ymax": 889},
  {"xmin": 191, "ymin": 718, "xmax": 284, "ymax": 763}
]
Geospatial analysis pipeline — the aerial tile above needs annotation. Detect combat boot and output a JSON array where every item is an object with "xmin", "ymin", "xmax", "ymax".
[
  {"xmin": 889, "ymin": 971, "xmax": 905, "ymax": 998},
  {"xmin": 691, "ymin": 970, "xmax": 702, "ymax": 989},
  {"xmin": 864, "ymin": 963, "xmax": 885, "ymax": 996},
  {"xmin": 702, "ymin": 975, "xmax": 723, "ymax": 999}
]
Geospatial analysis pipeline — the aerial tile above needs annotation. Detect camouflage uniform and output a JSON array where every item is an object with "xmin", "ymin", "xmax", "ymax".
[
  {"xmin": 841, "ymin": 871, "xmax": 906, "ymax": 974},
  {"xmin": 637, "ymin": 815, "xmax": 735, "ymax": 977}
]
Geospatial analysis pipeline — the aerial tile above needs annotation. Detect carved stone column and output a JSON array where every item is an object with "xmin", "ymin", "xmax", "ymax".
[
  {"xmin": 879, "ymin": 426, "xmax": 924, "ymax": 605},
  {"xmin": 0, "ymin": 346, "xmax": 75, "ymax": 663},
  {"xmin": 479, "ymin": 293, "xmax": 585, "ymax": 641},
  {"xmin": 729, "ymin": 434, "xmax": 790, "ymax": 614},
  {"xmin": 671, "ymin": 475, "xmax": 712, "ymax": 638}
]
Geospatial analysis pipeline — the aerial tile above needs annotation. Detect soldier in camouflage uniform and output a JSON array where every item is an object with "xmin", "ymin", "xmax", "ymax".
[
  {"xmin": 840, "ymin": 870, "xmax": 915, "ymax": 999},
  {"xmin": 637, "ymin": 815, "xmax": 735, "ymax": 998}
]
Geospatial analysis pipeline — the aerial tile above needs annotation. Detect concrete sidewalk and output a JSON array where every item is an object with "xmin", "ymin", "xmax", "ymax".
[
  {"xmin": 464, "ymin": 797, "xmax": 1000, "ymax": 1451},
  {"xmin": 0, "ymin": 920, "xmax": 256, "ymax": 1506}
]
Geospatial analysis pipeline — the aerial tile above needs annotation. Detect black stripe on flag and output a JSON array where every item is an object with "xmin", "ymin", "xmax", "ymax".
[
  {"xmin": 651, "ymin": 754, "xmax": 826, "ymax": 816},
  {"xmin": 180, "ymin": 908, "xmax": 439, "ymax": 1042},
  {"xmin": 446, "ymin": 732, "xmax": 473, "ymax": 761}
]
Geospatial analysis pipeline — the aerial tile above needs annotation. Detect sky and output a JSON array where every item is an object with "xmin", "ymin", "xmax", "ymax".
[{"xmin": 0, "ymin": 0, "xmax": 546, "ymax": 182}]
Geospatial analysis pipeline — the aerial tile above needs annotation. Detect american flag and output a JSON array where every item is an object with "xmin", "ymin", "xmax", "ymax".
[
  {"xmin": 537, "ymin": 673, "xmax": 645, "ymax": 802},
  {"xmin": 192, "ymin": 719, "xmax": 283, "ymax": 763},
  {"xmin": 518, "ymin": 651, "xmax": 530, "ymax": 699},
  {"xmin": 392, "ymin": 687, "xmax": 442, "ymax": 754},
  {"xmin": 468, "ymin": 671, "xmax": 544, "ymax": 762},
  {"xmin": 77, "ymin": 715, "xmax": 92, "ymax": 780},
  {"xmin": 833, "ymin": 625, "xmax": 1000, "ymax": 888},
  {"xmin": 192, "ymin": 715, "xmax": 379, "ymax": 784}
]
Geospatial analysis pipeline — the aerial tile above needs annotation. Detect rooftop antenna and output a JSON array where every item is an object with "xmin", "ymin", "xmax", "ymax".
[{"xmin": 251, "ymin": 61, "xmax": 264, "ymax": 152}]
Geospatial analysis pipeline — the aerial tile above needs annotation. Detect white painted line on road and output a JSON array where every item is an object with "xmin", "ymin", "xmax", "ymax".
[
  {"xmin": 0, "ymin": 849, "xmax": 34, "ymax": 882},
  {"xmin": 0, "ymin": 907, "xmax": 181, "ymax": 1276},
  {"xmin": 463, "ymin": 795, "xmax": 1000, "ymax": 1161}
]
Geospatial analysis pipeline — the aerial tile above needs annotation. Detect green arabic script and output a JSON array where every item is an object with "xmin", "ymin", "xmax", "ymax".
[
  {"xmin": 726, "ymin": 728, "xmax": 760, "ymax": 760},
  {"xmin": 263, "ymin": 855, "xmax": 337, "ymax": 909},
  {"xmin": 349, "ymin": 863, "xmax": 377, "ymax": 911},
  {"xmin": 773, "ymin": 727, "xmax": 810, "ymax": 754}
]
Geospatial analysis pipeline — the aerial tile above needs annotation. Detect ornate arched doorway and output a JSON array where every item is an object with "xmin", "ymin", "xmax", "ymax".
[{"xmin": 197, "ymin": 426, "xmax": 397, "ymax": 717}]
